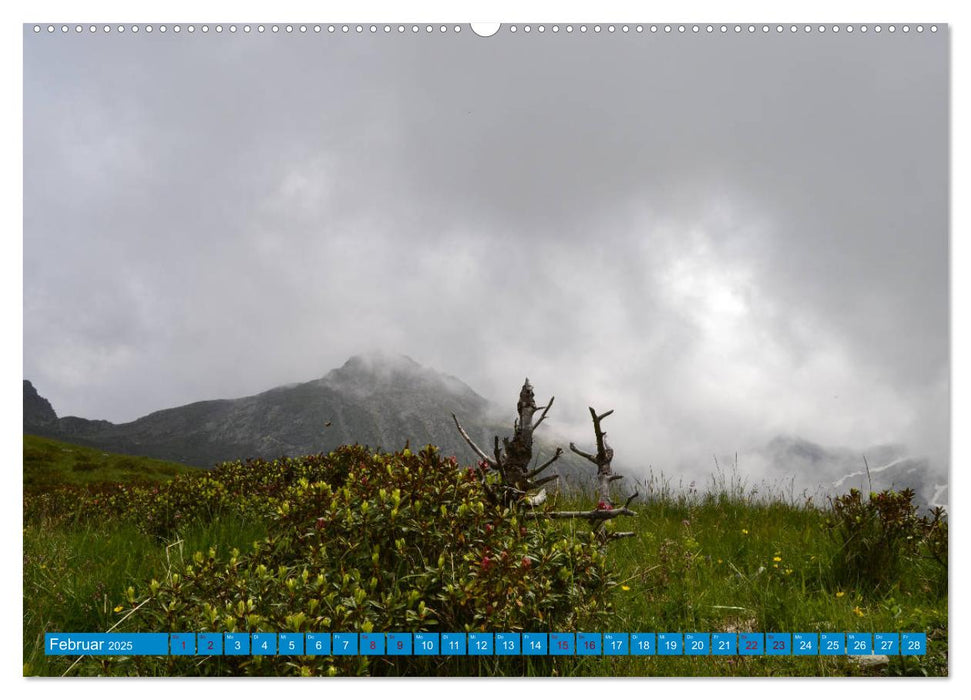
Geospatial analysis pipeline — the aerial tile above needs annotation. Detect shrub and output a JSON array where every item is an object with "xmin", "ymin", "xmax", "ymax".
[
  {"xmin": 90, "ymin": 445, "xmax": 613, "ymax": 676},
  {"xmin": 71, "ymin": 461, "xmax": 99, "ymax": 472},
  {"xmin": 825, "ymin": 488, "xmax": 927, "ymax": 593}
]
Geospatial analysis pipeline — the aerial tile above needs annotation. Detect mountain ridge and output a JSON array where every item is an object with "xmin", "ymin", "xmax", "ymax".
[
  {"xmin": 24, "ymin": 353, "xmax": 500, "ymax": 468},
  {"xmin": 23, "ymin": 358, "xmax": 947, "ymax": 510}
]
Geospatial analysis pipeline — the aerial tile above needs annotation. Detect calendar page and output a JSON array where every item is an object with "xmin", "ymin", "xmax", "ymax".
[{"xmin": 22, "ymin": 17, "xmax": 948, "ymax": 679}]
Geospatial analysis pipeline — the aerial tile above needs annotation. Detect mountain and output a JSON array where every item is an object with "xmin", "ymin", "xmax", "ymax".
[
  {"xmin": 24, "ymin": 353, "xmax": 507, "ymax": 468},
  {"xmin": 23, "ymin": 380, "xmax": 57, "ymax": 427},
  {"xmin": 756, "ymin": 435, "xmax": 947, "ymax": 511},
  {"xmin": 28, "ymin": 363, "xmax": 944, "ymax": 509}
]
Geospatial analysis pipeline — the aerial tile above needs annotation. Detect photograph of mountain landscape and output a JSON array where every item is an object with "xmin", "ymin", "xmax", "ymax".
[{"xmin": 23, "ymin": 22, "xmax": 948, "ymax": 678}]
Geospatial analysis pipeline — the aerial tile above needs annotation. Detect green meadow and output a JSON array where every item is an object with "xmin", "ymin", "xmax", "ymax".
[
  {"xmin": 23, "ymin": 434, "xmax": 199, "ymax": 490},
  {"xmin": 23, "ymin": 439, "xmax": 947, "ymax": 677}
]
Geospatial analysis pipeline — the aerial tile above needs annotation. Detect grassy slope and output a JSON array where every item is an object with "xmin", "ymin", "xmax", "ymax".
[
  {"xmin": 551, "ymin": 493, "xmax": 947, "ymax": 676},
  {"xmin": 23, "ymin": 434, "xmax": 200, "ymax": 490},
  {"xmin": 22, "ymin": 447, "xmax": 947, "ymax": 677}
]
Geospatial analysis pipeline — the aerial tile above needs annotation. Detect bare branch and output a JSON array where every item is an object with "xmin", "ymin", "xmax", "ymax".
[
  {"xmin": 530, "ymin": 474, "xmax": 560, "ymax": 488},
  {"xmin": 492, "ymin": 436, "xmax": 507, "ymax": 480},
  {"xmin": 569, "ymin": 442, "xmax": 598, "ymax": 465},
  {"xmin": 527, "ymin": 447, "xmax": 563, "ymax": 478},
  {"xmin": 608, "ymin": 474, "xmax": 624, "ymax": 482},
  {"xmin": 531, "ymin": 396, "xmax": 555, "ymax": 431},
  {"xmin": 622, "ymin": 491, "xmax": 639, "ymax": 509},
  {"xmin": 451, "ymin": 413, "xmax": 495, "ymax": 467},
  {"xmin": 588, "ymin": 406, "xmax": 612, "ymax": 457},
  {"xmin": 525, "ymin": 505, "xmax": 636, "ymax": 521}
]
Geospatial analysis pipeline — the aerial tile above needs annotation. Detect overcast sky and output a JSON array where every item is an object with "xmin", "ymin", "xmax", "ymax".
[{"xmin": 23, "ymin": 25, "xmax": 948, "ymax": 486}]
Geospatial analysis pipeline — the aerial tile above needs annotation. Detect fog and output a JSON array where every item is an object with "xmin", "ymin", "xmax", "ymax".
[{"xmin": 23, "ymin": 25, "xmax": 948, "ymax": 493}]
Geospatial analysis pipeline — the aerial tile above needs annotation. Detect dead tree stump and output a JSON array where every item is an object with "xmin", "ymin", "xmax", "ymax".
[
  {"xmin": 452, "ymin": 378, "xmax": 561, "ymax": 506},
  {"xmin": 539, "ymin": 406, "xmax": 637, "ymax": 544}
]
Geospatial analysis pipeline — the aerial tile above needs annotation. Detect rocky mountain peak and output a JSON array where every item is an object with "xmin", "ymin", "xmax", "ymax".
[
  {"xmin": 322, "ymin": 351, "xmax": 478, "ymax": 401},
  {"xmin": 23, "ymin": 380, "xmax": 57, "ymax": 427}
]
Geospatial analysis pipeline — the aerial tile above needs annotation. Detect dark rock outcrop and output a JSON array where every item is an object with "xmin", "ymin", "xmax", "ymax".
[{"xmin": 23, "ymin": 380, "xmax": 57, "ymax": 428}]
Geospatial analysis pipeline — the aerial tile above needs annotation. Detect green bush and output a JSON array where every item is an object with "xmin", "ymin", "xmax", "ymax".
[
  {"xmin": 826, "ymin": 488, "xmax": 929, "ymax": 593},
  {"xmin": 79, "ymin": 445, "xmax": 613, "ymax": 676}
]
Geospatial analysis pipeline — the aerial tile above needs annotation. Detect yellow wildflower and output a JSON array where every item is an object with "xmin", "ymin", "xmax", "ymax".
[
  {"xmin": 741, "ymin": 529, "xmax": 749, "ymax": 535},
  {"xmin": 113, "ymin": 605, "xmax": 124, "ymax": 613},
  {"xmin": 836, "ymin": 591, "xmax": 845, "ymax": 598},
  {"xmin": 773, "ymin": 556, "xmax": 782, "ymax": 562},
  {"xmin": 621, "ymin": 585, "xmax": 631, "ymax": 591},
  {"xmin": 852, "ymin": 606, "xmax": 864, "ymax": 617}
]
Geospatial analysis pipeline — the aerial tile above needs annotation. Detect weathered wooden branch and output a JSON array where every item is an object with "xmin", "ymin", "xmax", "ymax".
[
  {"xmin": 451, "ymin": 413, "xmax": 496, "ymax": 468},
  {"xmin": 569, "ymin": 443, "xmax": 598, "ymax": 464},
  {"xmin": 562, "ymin": 409, "xmax": 638, "ymax": 546},
  {"xmin": 531, "ymin": 474, "xmax": 560, "ymax": 488},
  {"xmin": 492, "ymin": 436, "xmax": 507, "ymax": 481},
  {"xmin": 527, "ymin": 447, "xmax": 563, "ymax": 479},
  {"xmin": 531, "ymin": 396, "xmax": 555, "ymax": 431},
  {"xmin": 571, "ymin": 406, "xmax": 618, "ymax": 505},
  {"xmin": 524, "ymin": 505, "xmax": 636, "ymax": 521},
  {"xmin": 590, "ymin": 407, "xmax": 614, "ymax": 458},
  {"xmin": 452, "ymin": 379, "xmax": 563, "ymax": 507},
  {"xmin": 453, "ymin": 383, "xmax": 638, "ymax": 551}
]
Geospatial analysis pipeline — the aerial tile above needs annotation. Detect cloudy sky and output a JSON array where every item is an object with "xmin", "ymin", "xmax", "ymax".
[{"xmin": 23, "ymin": 24, "xmax": 948, "ymax": 486}]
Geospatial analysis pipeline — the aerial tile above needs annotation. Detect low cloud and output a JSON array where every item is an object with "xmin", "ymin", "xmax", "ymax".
[{"xmin": 24, "ymin": 28, "xmax": 948, "ymax": 492}]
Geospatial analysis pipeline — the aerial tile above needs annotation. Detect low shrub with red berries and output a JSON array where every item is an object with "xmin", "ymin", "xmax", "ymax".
[{"xmin": 81, "ymin": 445, "xmax": 613, "ymax": 676}]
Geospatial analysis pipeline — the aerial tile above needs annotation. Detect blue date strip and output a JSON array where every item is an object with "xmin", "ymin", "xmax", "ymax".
[{"xmin": 44, "ymin": 631, "xmax": 929, "ymax": 656}]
